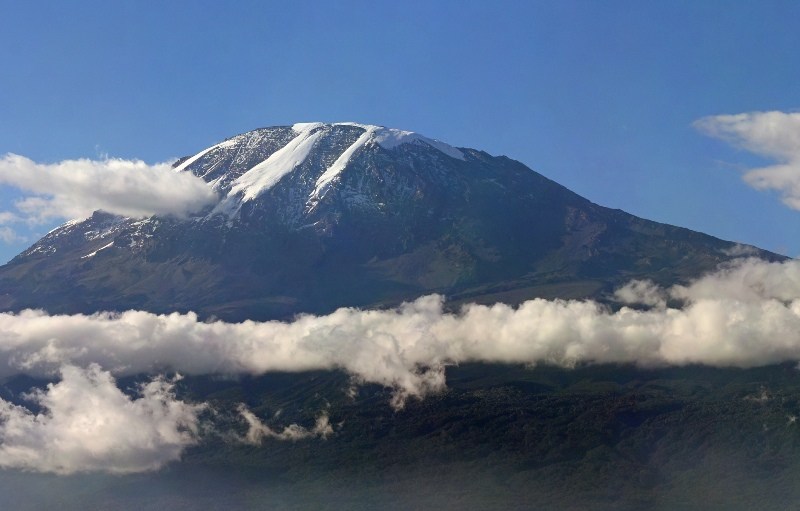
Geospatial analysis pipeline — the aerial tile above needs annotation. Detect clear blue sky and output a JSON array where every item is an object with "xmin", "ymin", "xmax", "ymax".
[{"xmin": 1, "ymin": 0, "xmax": 799, "ymax": 262}]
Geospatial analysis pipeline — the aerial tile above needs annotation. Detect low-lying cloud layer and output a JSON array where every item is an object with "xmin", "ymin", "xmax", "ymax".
[
  {"xmin": 695, "ymin": 111, "xmax": 800, "ymax": 210},
  {"xmin": 1, "ymin": 258, "xmax": 799, "ymax": 396},
  {"xmin": 0, "ymin": 154, "xmax": 217, "ymax": 228},
  {"xmin": 0, "ymin": 259, "xmax": 800, "ymax": 396},
  {"xmin": 2, "ymin": 256, "xmax": 800, "ymax": 473}
]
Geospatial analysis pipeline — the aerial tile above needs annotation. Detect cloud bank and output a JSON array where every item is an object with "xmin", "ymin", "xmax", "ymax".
[
  {"xmin": 0, "ymin": 154, "xmax": 217, "ymax": 227},
  {"xmin": 0, "ymin": 365, "xmax": 202, "ymax": 475},
  {"xmin": 0, "ymin": 258, "xmax": 799, "ymax": 402},
  {"xmin": 695, "ymin": 111, "xmax": 800, "ymax": 210},
  {"xmin": 1, "ymin": 257, "xmax": 800, "ymax": 473}
]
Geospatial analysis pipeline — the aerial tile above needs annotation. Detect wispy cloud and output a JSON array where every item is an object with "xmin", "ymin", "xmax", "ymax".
[
  {"xmin": 695, "ymin": 111, "xmax": 800, "ymax": 210},
  {"xmin": 237, "ymin": 405, "xmax": 333, "ymax": 444},
  {"xmin": 0, "ymin": 154, "xmax": 218, "ymax": 227},
  {"xmin": 0, "ymin": 213, "xmax": 26, "ymax": 244},
  {"xmin": 0, "ymin": 364, "xmax": 203, "ymax": 475},
  {"xmin": 0, "ymin": 226, "xmax": 23, "ymax": 244}
]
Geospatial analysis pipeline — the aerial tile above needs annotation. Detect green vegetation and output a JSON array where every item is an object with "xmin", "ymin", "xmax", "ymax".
[{"xmin": 175, "ymin": 363, "xmax": 800, "ymax": 510}]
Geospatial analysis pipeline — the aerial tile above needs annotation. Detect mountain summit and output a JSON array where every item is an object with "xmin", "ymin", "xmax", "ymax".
[{"xmin": 0, "ymin": 122, "xmax": 779, "ymax": 320}]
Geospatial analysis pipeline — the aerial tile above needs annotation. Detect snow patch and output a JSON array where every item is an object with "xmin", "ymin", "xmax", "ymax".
[
  {"xmin": 374, "ymin": 127, "xmax": 464, "ymax": 160},
  {"xmin": 326, "ymin": 123, "xmax": 463, "ymax": 160},
  {"xmin": 335, "ymin": 122, "xmax": 376, "ymax": 130},
  {"xmin": 27, "ymin": 246, "xmax": 56, "ymax": 257},
  {"xmin": 309, "ymin": 126, "xmax": 378, "ymax": 206},
  {"xmin": 306, "ymin": 123, "xmax": 463, "ymax": 210},
  {"xmin": 45, "ymin": 218, "xmax": 84, "ymax": 238},
  {"xmin": 81, "ymin": 241, "xmax": 114, "ymax": 259},
  {"xmin": 127, "ymin": 218, "xmax": 158, "ymax": 251},
  {"xmin": 292, "ymin": 122, "xmax": 325, "ymax": 133},
  {"xmin": 173, "ymin": 137, "xmax": 241, "ymax": 173},
  {"xmin": 226, "ymin": 124, "xmax": 325, "ymax": 203},
  {"xmin": 84, "ymin": 217, "xmax": 128, "ymax": 242}
]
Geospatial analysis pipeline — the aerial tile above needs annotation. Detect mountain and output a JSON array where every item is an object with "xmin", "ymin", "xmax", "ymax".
[
  {"xmin": 0, "ymin": 123, "xmax": 796, "ymax": 510},
  {"xmin": 0, "ymin": 122, "xmax": 781, "ymax": 320}
]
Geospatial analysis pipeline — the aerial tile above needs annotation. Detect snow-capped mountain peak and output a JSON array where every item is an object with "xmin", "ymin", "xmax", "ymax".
[
  {"xmin": 183, "ymin": 122, "xmax": 466, "ymax": 218},
  {"xmin": 6, "ymin": 121, "xmax": 775, "ymax": 323}
]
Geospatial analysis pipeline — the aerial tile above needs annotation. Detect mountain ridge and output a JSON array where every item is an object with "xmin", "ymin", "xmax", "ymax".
[{"xmin": 0, "ymin": 122, "xmax": 783, "ymax": 320}]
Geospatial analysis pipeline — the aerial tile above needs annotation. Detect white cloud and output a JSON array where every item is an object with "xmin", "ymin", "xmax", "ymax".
[
  {"xmin": 3, "ymin": 257, "xmax": 800, "ymax": 473},
  {"xmin": 613, "ymin": 279, "xmax": 667, "ymax": 309},
  {"xmin": 669, "ymin": 257, "xmax": 800, "ymax": 303},
  {"xmin": 695, "ymin": 111, "xmax": 800, "ymax": 210},
  {"xmin": 237, "ymin": 405, "xmax": 333, "ymax": 444},
  {"xmin": 0, "ymin": 226, "xmax": 23, "ymax": 244},
  {"xmin": 0, "ymin": 212, "xmax": 20, "ymax": 225},
  {"xmin": 0, "ymin": 154, "xmax": 218, "ymax": 225},
  {"xmin": 0, "ymin": 258, "xmax": 800, "ymax": 408},
  {"xmin": 721, "ymin": 243, "xmax": 761, "ymax": 257},
  {"xmin": 0, "ymin": 364, "xmax": 203, "ymax": 475},
  {"xmin": 0, "ymin": 213, "xmax": 24, "ymax": 243}
]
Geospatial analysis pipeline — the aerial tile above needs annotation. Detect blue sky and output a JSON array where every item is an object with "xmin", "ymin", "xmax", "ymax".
[{"xmin": 1, "ymin": 0, "xmax": 799, "ymax": 262}]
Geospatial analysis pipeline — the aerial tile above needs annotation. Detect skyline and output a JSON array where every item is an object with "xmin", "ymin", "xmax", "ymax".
[{"xmin": 2, "ymin": 1, "xmax": 800, "ymax": 261}]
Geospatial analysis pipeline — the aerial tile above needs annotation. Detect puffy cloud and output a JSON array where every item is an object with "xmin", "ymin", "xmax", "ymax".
[
  {"xmin": 613, "ymin": 279, "xmax": 667, "ymax": 309},
  {"xmin": 237, "ymin": 405, "xmax": 333, "ymax": 444},
  {"xmin": 1, "ymin": 259, "xmax": 800, "ymax": 408},
  {"xmin": 0, "ymin": 154, "xmax": 218, "ymax": 225},
  {"xmin": 670, "ymin": 257, "xmax": 800, "ymax": 303},
  {"xmin": 695, "ymin": 111, "xmax": 800, "ymax": 210},
  {"xmin": 0, "ymin": 364, "xmax": 203, "ymax": 475}
]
